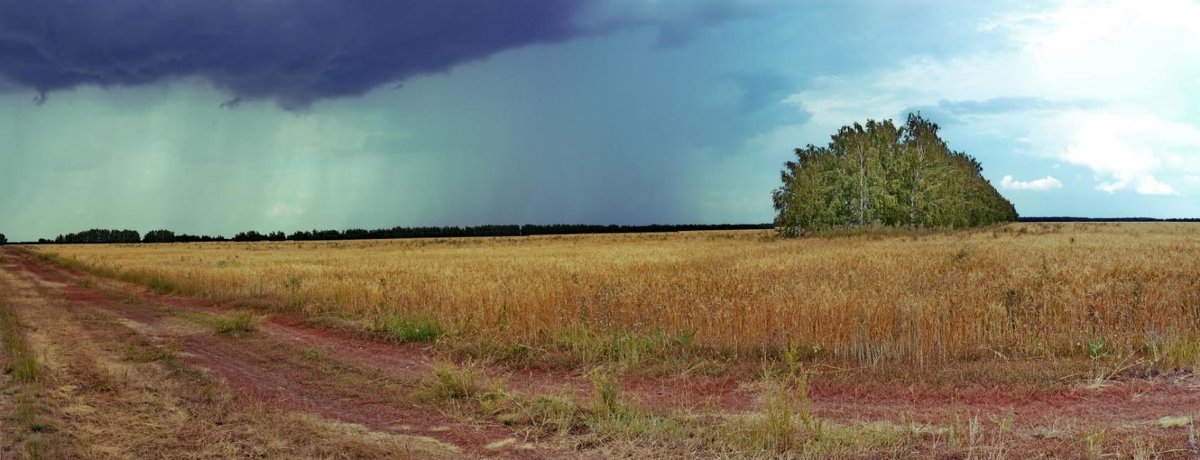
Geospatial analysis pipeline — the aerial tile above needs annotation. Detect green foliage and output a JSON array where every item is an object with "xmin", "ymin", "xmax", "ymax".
[
  {"xmin": 492, "ymin": 394, "xmax": 586, "ymax": 436},
  {"xmin": 122, "ymin": 338, "xmax": 179, "ymax": 363},
  {"xmin": 142, "ymin": 273, "xmax": 181, "ymax": 294},
  {"xmin": 142, "ymin": 229, "xmax": 176, "ymax": 243},
  {"xmin": 725, "ymin": 366, "xmax": 822, "ymax": 454},
  {"xmin": 52, "ymin": 228, "xmax": 141, "ymax": 244},
  {"xmin": 589, "ymin": 369, "xmax": 624, "ymax": 418},
  {"xmin": 774, "ymin": 113, "xmax": 1017, "ymax": 236},
  {"xmin": 422, "ymin": 361, "xmax": 482, "ymax": 400},
  {"xmin": 1, "ymin": 307, "xmax": 38, "ymax": 383},
  {"xmin": 554, "ymin": 326, "xmax": 698, "ymax": 369},
  {"xmin": 211, "ymin": 310, "xmax": 261, "ymax": 336},
  {"xmin": 370, "ymin": 313, "xmax": 442, "ymax": 343},
  {"xmin": 0, "ymin": 232, "xmax": 7, "ymax": 244},
  {"xmin": 7, "ymin": 356, "xmax": 38, "ymax": 383},
  {"xmin": 1086, "ymin": 337, "xmax": 1108, "ymax": 360}
]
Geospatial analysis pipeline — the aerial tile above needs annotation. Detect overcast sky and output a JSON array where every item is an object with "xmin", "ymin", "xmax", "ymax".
[{"xmin": 2, "ymin": 0, "xmax": 1198, "ymax": 241}]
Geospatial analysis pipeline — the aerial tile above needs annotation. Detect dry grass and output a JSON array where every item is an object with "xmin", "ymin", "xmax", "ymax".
[
  {"xmin": 0, "ymin": 262, "xmax": 462, "ymax": 459},
  {"xmin": 209, "ymin": 310, "xmax": 263, "ymax": 336},
  {"xmin": 34, "ymin": 223, "xmax": 1200, "ymax": 369},
  {"xmin": 1, "ymin": 303, "xmax": 55, "ymax": 458},
  {"xmin": 429, "ymin": 360, "xmax": 971, "ymax": 458},
  {"xmin": 1, "ymin": 305, "xmax": 38, "ymax": 384}
]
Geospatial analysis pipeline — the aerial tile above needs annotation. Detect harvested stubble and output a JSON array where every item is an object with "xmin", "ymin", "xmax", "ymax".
[{"xmin": 35, "ymin": 223, "xmax": 1200, "ymax": 367}]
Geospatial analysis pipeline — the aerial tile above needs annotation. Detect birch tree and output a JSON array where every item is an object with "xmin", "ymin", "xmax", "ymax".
[{"xmin": 773, "ymin": 113, "xmax": 1017, "ymax": 235}]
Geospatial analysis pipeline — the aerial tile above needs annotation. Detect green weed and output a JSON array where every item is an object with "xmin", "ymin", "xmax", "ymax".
[
  {"xmin": 370, "ymin": 313, "xmax": 441, "ymax": 343},
  {"xmin": 421, "ymin": 361, "xmax": 482, "ymax": 401},
  {"xmin": 211, "ymin": 310, "xmax": 262, "ymax": 336},
  {"xmin": 555, "ymin": 326, "xmax": 696, "ymax": 369},
  {"xmin": 1, "ymin": 306, "xmax": 38, "ymax": 383}
]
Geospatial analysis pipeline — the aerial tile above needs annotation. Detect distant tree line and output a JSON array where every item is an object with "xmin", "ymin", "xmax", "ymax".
[
  {"xmin": 142, "ymin": 230, "xmax": 230, "ymax": 243},
  {"xmin": 1018, "ymin": 217, "xmax": 1200, "ymax": 223},
  {"xmin": 773, "ymin": 113, "xmax": 1017, "ymax": 236},
  {"xmin": 41, "ymin": 229, "xmax": 142, "ymax": 244},
  {"xmin": 34, "ymin": 223, "xmax": 774, "ymax": 244},
  {"xmin": 0, "ymin": 233, "xmax": 6, "ymax": 245}
]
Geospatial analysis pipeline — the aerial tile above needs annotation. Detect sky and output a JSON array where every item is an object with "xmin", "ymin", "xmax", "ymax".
[{"xmin": 2, "ymin": 0, "xmax": 1199, "ymax": 241}]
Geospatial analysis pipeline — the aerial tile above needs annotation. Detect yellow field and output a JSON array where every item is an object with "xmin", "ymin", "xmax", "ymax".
[{"xmin": 35, "ymin": 223, "xmax": 1200, "ymax": 367}]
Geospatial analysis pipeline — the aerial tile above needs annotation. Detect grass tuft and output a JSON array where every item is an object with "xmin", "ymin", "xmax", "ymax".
[
  {"xmin": 371, "ymin": 313, "xmax": 442, "ymax": 343},
  {"xmin": 420, "ymin": 361, "xmax": 483, "ymax": 401},
  {"xmin": 491, "ymin": 393, "xmax": 586, "ymax": 436},
  {"xmin": 1156, "ymin": 416, "xmax": 1192, "ymax": 428},
  {"xmin": 212, "ymin": 310, "xmax": 262, "ymax": 336},
  {"xmin": 2, "ymin": 306, "xmax": 38, "ymax": 383},
  {"xmin": 553, "ymin": 326, "xmax": 698, "ymax": 371},
  {"xmin": 589, "ymin": 368, "xmax": 624, "ymax": 418},
  {"xmin": 1, "ymin": 304, "xmax": 54, "ymax": 456},
  {"xmin": 122, "ymin": 338, "xmax": 180, "ymax": 363},
  {"xmin": 7, "ymin": 353, "xmax": 39, "ymax": 383},
  {"xmin": 729, "ymin": 366, "xmax": 819, "ymax": 454}
]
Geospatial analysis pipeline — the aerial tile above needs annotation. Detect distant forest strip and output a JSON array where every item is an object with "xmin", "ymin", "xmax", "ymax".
[
  {"xmin": 12, "ymin": 219, "xmax": 1199, "ymax": 245},
  {"xmin": 33, "ymin": 224, "xmax": 775, "ymax": 244},
  {"xmin": 1017, "ymin": 217, "xmax": 1200, "ymax": 223}
]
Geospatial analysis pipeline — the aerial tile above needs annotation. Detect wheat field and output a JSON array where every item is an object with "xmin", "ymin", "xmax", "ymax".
[{"xmin": 34, "ymin": 223, "xmax": 1200, "ymax": 367}]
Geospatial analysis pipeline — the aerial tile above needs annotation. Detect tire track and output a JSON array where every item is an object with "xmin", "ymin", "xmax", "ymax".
[{"xmin": 1, "ymin": 248, "xmax": 576, "ymax": 459}]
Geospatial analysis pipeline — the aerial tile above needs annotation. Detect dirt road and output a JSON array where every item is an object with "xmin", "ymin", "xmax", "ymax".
[
  {"xmin": 3, "ymin": 245, "xmax": 1199, "ymax": 458},
  {"xmin": 0, "ymin": 247, "xmax": 580, "ymax": 459}
]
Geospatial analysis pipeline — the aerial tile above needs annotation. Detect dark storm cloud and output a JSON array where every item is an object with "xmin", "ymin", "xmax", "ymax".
[
  {"xmin": 577, "ymin": 0, "xmax": 786, "ymax": 47},
  {"xmin": 0, "ymin": 0, "xmax": 585, "ymax": 109},
  {"xmin": 725, "ymin": 71, "xmax": 794, "ymax": 114}
]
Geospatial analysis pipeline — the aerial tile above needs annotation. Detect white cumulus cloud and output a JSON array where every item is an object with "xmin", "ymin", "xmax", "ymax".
[
  {"xmin": 1000, "ymin": 175, "xmax": 1062, "ymax": 191},
  {"xmin": 1133, "ymin": 176, "xmax": 1176, "ymax": 195},
  {"xmin": 786, "ymin": 0, "xmax": 1200, "ymax": 199},
  {"xmin": 1052, "ymin": 111, "xmax": 1192, "ymax": 195}
]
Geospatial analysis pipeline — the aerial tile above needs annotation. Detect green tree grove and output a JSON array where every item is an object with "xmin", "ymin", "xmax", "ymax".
[
  {"xmin": 773, "ymin": 113, "xmax": 1016, "ymax": 236},
  {"xmin": 53, "ymin": 229, "xmax": 141, "ymax": 244},
  {"xmin": 143, "ymin": 230, "xmax": 177, "ymax": 243}
]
